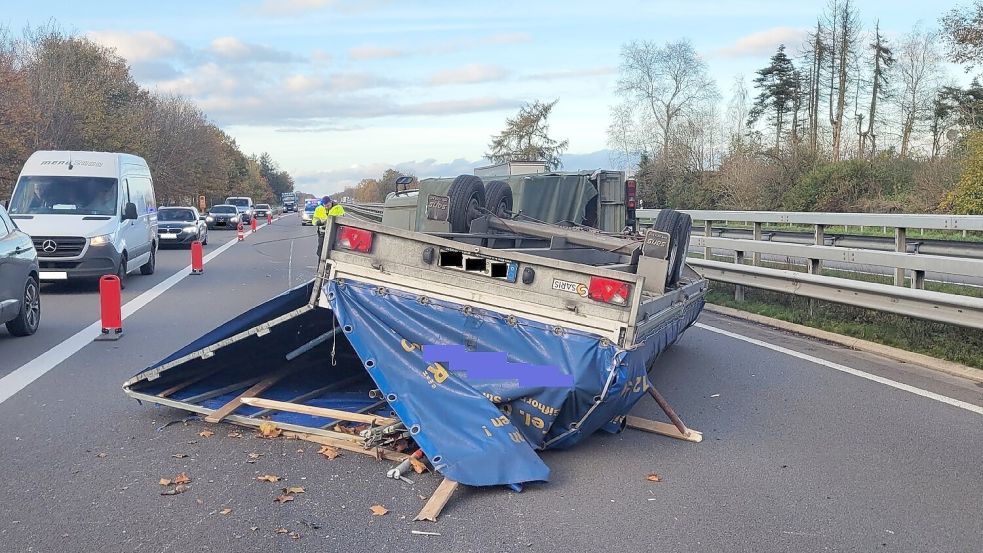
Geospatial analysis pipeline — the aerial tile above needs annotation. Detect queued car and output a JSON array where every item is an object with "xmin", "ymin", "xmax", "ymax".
[
  {"xmin": 254, "ymin": 203, "xmax": 272, "ymax": 220},
  {"xmin": 0, "ymin": 204, "xmax": 40, "ymax": 336},
  {"xmin": 205, "ymin": 205, "xmax": 241, "ymax": 229},
  {"xmin": 300, "ymin": 198, "xmax": 318, "ymax": 225},
  {"xmin": 157, "ymin": 207, "xmax": 207, "ymax": 247},
  {"xmin": 225, "ymin": 196, "xmax": 254, "ymax": 223}
]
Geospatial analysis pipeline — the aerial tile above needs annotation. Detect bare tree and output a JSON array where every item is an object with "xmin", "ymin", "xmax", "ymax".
[
  {"xmin": 824, "ymin": 0, "xmax": 861, "ymax": 161},
  {"xmin": 802, "ymin": 20, "xmax": 826, "ymax": 154},
  {"xmin": 896, "ymin": 27, "xmax": 943, "ymax": 157},
  {"xmin": 615, "ymin": 39, "xmax": 719, "ymax": 171},
  {"xmin": 859, "ymin": 22, "xmax": 894, "ymax": 158},
  {"xmin": 725, "ymin": 75, "xmax": 750, "ymax": 149},
  {"xmin": 606, "ymin": 102, "xmax": 641, "ymax": 172}
]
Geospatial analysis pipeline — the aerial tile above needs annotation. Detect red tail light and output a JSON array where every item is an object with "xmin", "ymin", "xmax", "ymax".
[
  {"xmin": 626, "ymin": 179, "xmax": 637, "ymax": 209},
  {"xmin": 337, "ymin": 226, "xmax": 374, "ymax": 253},
  {"xmin": 588, "ymin": 276, "xmax": 632, "ymax": 306}
]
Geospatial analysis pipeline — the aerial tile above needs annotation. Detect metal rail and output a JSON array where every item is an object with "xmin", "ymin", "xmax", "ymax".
[{"xmin": 638, "ymin": 209, "xmax": 983, "ymax": 231}]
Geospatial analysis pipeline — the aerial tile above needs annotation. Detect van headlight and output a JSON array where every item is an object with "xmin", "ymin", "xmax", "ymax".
[{"xmin": 90, "ymin": 234, "xmax": 112, "ymax": 246}]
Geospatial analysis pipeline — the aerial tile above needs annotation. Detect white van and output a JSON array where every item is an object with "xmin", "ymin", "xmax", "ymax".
[{"xmin": 6, "ymin": 151, "xmax": 158, "ymax": 287}]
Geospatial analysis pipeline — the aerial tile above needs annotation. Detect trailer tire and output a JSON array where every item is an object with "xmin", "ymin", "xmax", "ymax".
[
  {"xmin": 652, "ymin": 209, "xmax": 691, "ymax": 288},
  {"xmin": 447, "ymin": 175, "xmax": 485, "ymax": 232},
  {"xmin": 484, "ymin": 180, "xmax": 513, "ymax": 217}
]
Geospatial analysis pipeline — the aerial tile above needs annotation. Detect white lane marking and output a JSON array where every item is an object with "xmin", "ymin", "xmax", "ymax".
[
  {"xmin": 695, "ymin": 322, "xmax": 983, "ymax": 416},
  {"xmin": 0, "ymin": 220, "xmax": 273, "ymax": 405}
]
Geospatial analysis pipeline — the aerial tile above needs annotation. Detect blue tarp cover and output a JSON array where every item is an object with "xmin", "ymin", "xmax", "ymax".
[{"xmin": 327, "ymin": 279, "xmax": 703, "ymax": 486}]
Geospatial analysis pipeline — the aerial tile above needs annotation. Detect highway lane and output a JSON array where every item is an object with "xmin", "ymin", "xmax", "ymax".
[{"xmin": 0, "ymin": 219, "xmax": 979, "ymax": 553}]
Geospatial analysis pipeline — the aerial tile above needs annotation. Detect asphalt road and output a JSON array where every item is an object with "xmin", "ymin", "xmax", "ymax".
[{"xmin": 0, "ymin": 216, "xmax": 980, "ymax": 553}]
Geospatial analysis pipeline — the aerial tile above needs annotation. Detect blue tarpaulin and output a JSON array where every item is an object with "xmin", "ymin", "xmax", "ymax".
[{"xmin": 327, "ymin": 279, "xmax": 703, "ymax": 486}]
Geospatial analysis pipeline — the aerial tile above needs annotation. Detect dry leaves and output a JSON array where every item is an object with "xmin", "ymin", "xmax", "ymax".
[
  {"xmin": 274, "ymin": 494, "xmax": 295, "ymax": 504},
  {"xmin": 160, "ymin": 484, "xmax": 189, "ymax": 496},
  {"xmin": 227, "ymin": 431, "xmax": 243, "ymax": 438},
  {"xmin": 258, "ymin": 421, "xmax": 281, "ymax": 438},
  {"xmin": 198, "ymin": 429, "xmax": 215, "ymax": 438},
  {"xmin": 159, "ymin": 478, "xmax": 172, "ymax": 486},
  {"xmin": 171, "ymin": 453, "xmax": 188, "ymax": 459},
  {"xmin": 289, "ymin": 532, "xmax": 301, "ymax": 539},
  {"xmin": 370, "ymin": 505, "xmax": 388, "ymax": 516},
  {"xmin": 275, "ymin": 528, "xmax": 289, "ymax": 534},
  {"xmin": 256, "ymin": 474, "xmax": 281, "ymax": 483},
  {"xmin": 318, "ymin": 445, "xmax": 340, "ymax": 460},
  {"xmin": 283, "ymin": 486, "xmax": 305, "ymax": 495},
  {"xmin": 95, "ymin": 452, "xmax": 107, "ymax": 458},
  {"xmin": 219, "ymin": 508, "xmax": 232, "ymax": 515},
  {"xmin": 646, "ymin": 473, "xmax": 662, "ymax": 482},
  {"xmin": 409, "ymin": 458, "xmax": 427, "ymax": 474},
  {"xmin": 174, "ymin": 473, "xmax": 192, "ymax": 485}
]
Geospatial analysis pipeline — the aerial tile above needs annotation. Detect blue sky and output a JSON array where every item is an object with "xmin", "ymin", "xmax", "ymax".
[{"xmin": 1, "ymin": 0, "xmax": 962, "ymax": 194}]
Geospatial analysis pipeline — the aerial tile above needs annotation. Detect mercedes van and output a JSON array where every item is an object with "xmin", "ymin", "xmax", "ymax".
[{"xmin": 6, "ymin": 151, "xmax": 158, "ymax": 287}]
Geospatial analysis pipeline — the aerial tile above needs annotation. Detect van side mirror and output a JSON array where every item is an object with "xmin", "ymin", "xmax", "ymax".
[{"xmin": 123, "ymin": 202, "xmax": 138, "ymax": 220}]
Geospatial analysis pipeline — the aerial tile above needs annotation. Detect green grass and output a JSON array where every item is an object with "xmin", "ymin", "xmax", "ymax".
[{"xmin": 706, "ymin": 284, "xmax": 983, "ymax": 370}]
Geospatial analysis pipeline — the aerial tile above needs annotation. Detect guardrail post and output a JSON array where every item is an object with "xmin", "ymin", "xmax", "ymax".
[
  {"xmin": 911, "ymin": 270, "xmax": 925, "ymax": 290},
  {"xmin": 895, "ymin": 227, "xmax": 907, "ymax": 286},
  {"xmin": 704, "ymin": 220, "xmax": 713, "ymax": 260},
  {"xmin": 734, "ymin": 250, "xmax": 745, "ymax": 302},
  {"xmin": 752, "ymin": 222, "xmax": 762, "ymax": 266}
]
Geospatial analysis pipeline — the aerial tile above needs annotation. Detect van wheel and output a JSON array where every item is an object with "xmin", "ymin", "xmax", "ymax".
[
  {"xmin": 116, "ymin": 255, "xmax": 128, "ymax": 290},
  {"xmin": 484, "ymin": 180, "xmax": 513, "ymax": 217},
  {"xmin": 140, "ymin": 245, "xmax": 156, "ymax": 275},
  {"xmin": 6, "ymin": 276, "xmax": 41, "ymax": 336},
  {"xmin": 447, "ymin": 175, "xmax": 485, "ymax": 233}
]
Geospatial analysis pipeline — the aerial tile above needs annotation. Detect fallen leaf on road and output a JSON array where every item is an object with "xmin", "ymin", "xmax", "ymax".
[
  {"xmin": 258, "ymin": 421, "xmax": 281, "ymax": 438},
  {"xmin": 174, "ymin": 472, "xmax": 192, "ymax": 485},
  {"xmin": 199, "ymin": 430, "xmax": 215, "ymax": 438},
  {"xmin": 159, "ymin": 478, "xmax": 172, "ymax": 486},
  {"xmin": 160, "ymin": 484, "xmax": 189, "ymax": 496},
  {"xmin": 171, "ymin": 453, "xmax": 188, "ymax": 459},
  {"xmin": 219, "ymin": 508, "xmax": 232, "ymax": 515},
  {"xmin": 295, "ymin": 449, "xmax": 304, "ymax": 453},
  {"xmin": 248, "ymin": 453, "xmax": 262, "ymax": 459},
  {"xmin": 275, "ymin": 528, "xmax": 288, "ymax": 534},
  {"xmin": 274, "ymin": 494, "xmax": 295, "ymax": 504},
  {"xmin": 283, "ymin": 486, "xmax": 305, "ymax": 495},
  {"xmin": 95, "ymin": 453, "xmax": 107, "ymax": 458},
  {"xmin": 227, "ymin": 431, "xmax": 243, "ymax": 438},
  {"xmin": 289, "ymin": 532, "xmax": 300, "ymax": 539},
  {"xmin": 318, "ymin": 445, "xmax": 340, "ymax": 459},
  {"xmin": 646, "ymin": 473, "xmax": 662, "ymax": 482},
  {"xmin": 370, "ymin": 505, "xmax": 388, "ymax": 516},
  {"xmin": 250, "ymin": 526, "xmax": 259, "ymax": 531},
  {"xmin": 256, "ymin": 474, "xmax": 281, "ymax": 483},
  {"xmin": 409, "ymin": 458, "xmax": 427, "ymax": 474}
]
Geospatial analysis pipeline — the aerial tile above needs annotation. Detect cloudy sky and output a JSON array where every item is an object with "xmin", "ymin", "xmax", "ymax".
[{"xmin": 2, "ymin": 0, "xmax": 958, "ymax": 194}]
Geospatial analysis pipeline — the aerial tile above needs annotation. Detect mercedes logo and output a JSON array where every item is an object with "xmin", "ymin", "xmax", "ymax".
[{"xmin": 41, "ymin": 239, "xmax": 58, "ymax": 253}]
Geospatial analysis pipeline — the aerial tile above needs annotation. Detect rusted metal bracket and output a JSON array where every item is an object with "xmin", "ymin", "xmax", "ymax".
[{"xmin": 626, "ymin": 382, "xmax": 703, "ymax": 443}]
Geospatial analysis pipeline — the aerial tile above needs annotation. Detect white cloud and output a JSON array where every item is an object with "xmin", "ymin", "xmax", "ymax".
[
  {"xmin": 428, "ymin": 64, "xmax": 509, "ymax": 86},
  {"xmin": 156, "ymin": 63, "xmax": 241, "ymax": 97},
  {"xmin": 210, "ymin": 36, "xmax": 303, "ymax": 63},
  {"xmin": 86, "ymin": 30, "xmax": 181, "ymax": 63},
  {"xmin": 348, "ymin": 45, "xmax": 405, "ymax": 61},
  {"xmin": 523, "ymin": 66, "xmax": 616, "ymax": 81},
  {"xmin": 284, "ymin": 74, "xmax": 326, "ymax": 94},
  {"xmin": 255, "ymin": 0, "xmax": 335, "ymax": 15},
  {"xmin": 713, "ymin": 27, "xmax": 808, "ymax": 59},
  {"xmin": 483, "ymin": 32, "xmax": 532, "ymax": 45}
]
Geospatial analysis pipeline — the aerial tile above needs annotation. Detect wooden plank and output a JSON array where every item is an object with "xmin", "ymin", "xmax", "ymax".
[
  {"xmin": 239, "ymin": 397, "xmax": 399, "ymax": 426},
  {"xmin": 282, "ymin": 430, "xmax": 409, "ymax": 463},
  {"xmin": 414, "ymin": 478, "xmax": 459, "ymax": 522},
  {"xmin": 204, "ymin": 366, "xmax": 301, "ymax": 423},
  {"xmin": 625, "ymin": 415, "xmax": 703, "ymax": 443}
]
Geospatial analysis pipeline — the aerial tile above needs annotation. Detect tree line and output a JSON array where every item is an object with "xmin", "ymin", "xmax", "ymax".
[
  {"xmin": 606, "ymin": 0, "xmax": 983, "ymax": 214},
  {"xmin": 337, "ymin": 168, "xmax": 418, "ymax": 203},
  {"xmin": 0, "ymin": 24, "xmax": 294, "ymax": 207}
]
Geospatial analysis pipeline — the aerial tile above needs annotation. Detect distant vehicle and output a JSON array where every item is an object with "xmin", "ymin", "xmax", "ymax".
[
  {"xmin": 205, "ymin": 205, "xmax": 241, "ymax": 229},
  {"xmin": 0, "ymin": 204, "xmax": 40, "ymax": 336},
  {"xmin": 225, "ymin": 196, "xmax": 254, "ymax": 222},
  {"xmin": 7, "ymin": 150, "xmax": 158, "ymax": 288},
  {"xmin": 157, "ymin": 207, "xmax": 207, "ymax": 247},
  {"xmin": 281, "ymin": 192, "xmax": 297, "ymax": 212},
  {"xmin": 254, "ymin": 204, "xmax": 272, "ymax": 219},
  {"xmin": 301, "ymin": 198, "xmax": 318, "ymax": 225}
]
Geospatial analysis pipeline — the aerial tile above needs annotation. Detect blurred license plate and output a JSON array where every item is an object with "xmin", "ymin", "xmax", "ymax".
[
  {"xmin": 40, "ymin": 272, "xmax": 68, "ymax": 280},
  {"xmin": 161, "ymin": 234, "xmax": 177, "ymax": 239}
]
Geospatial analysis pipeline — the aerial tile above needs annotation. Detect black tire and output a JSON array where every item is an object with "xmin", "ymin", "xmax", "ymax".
[
  {"xmin": 652, "ymin": 209, "xmax": 691, "ymax": 288},
  {"xmin": 446, "ymin": 175, "xmax": 485, "ymax": 233},
  {"xmin": 140, "ymin": 245, "xmax": 156, "ymax": 275},
  {"xmin": 6, "ymin": 275, "xmax": 40, "ymax": 336},
  {"xmin": 484, "ymin": 180, "xmax": 513, "ymax": 217},
  {"xmin": 116, "ymin": 254, "xmax": 127, "ymax": 290},
  {"xmin": 202, "ymin": 230, "xmax": 208, "ymax": 246}
]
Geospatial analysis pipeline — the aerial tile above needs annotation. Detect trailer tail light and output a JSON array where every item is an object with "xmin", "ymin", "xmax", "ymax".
[
  {"xmin": 626, "ymin": 178, "xmax": 637, "ymax": 209},
  {"xmin": 337, "ymin": 226, "xmax": 374, "ymax": 253},
  {"xmin": 588, "ymin": 276, "xmax": 632, "ymax": 306}
]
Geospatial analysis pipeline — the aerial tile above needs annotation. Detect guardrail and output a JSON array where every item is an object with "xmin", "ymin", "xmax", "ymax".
[{"xmin": 636, "ymin": 209, "xmax": 983, "ymax": 329}]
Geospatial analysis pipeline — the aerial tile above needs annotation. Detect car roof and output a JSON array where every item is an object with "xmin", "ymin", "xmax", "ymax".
[{"xmin": 160, "ymin": 206, "xmax": 195, "ymax": 210}]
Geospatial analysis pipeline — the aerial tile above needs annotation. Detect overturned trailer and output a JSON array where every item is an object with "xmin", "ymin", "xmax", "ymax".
[{"xmin": 124, "ymin": 184, "xmax": 706, "ymax": 495}]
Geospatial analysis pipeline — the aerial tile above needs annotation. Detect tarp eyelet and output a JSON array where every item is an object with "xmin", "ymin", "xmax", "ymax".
[
  {"xmin": 365, "ymin": 359, "xmax": 376, "ymax": 368},
  {"xmin": 343, "ymin": 325, "xmax": 353, "ymax": 333},
  {"xmin": 432, "ymin": 455, "xmax": 442, "ymax": 463},
  {"xmin": 386, "ymin": 393, "xmax": 397, "ymax": 402},
  {"xmin": 410, "ymin": 425, "xmax": 421, "ymax": 435}
]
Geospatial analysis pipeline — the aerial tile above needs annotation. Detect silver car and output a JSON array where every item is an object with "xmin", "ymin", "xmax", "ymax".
[{"xmin": 0, "ymin": 204, "xmax": 40, "ymax": 336}]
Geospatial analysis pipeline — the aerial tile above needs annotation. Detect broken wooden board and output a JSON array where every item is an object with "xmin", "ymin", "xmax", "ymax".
[
  {"xmin": 204, "ymin": 365, "xmax": 303, "ymax": 423},
  {"xmin": 414, "ymin": 478, "xmax": 459, "ymax": 522},
  {"xmin": 625, "ymin": 415, "xmax": 703, "ymax": 443},
  {"xmin": 239, "ymin": 397, "xmax": 398, "ymax": 426},
  {"xmin": 283, "ymin": 430, "xmax": 410, "ymax": 463}
]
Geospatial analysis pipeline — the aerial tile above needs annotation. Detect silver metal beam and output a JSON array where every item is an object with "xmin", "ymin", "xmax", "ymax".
[{"xmin": 638, "ymin": 209, "xmax": 983, "ymax": 231}]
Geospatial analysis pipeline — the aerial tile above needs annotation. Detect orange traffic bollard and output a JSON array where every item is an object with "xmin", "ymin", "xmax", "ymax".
[
  {"xmin": 95, "ymin": 274, "xmax": 123, "ymax": 341},
  {"xmin": 267, "ymin": 212, "xmax": 272, "ymax": 225},
  {"xmin": 251, "ymin": 217, "xmax": 257, "ymax": 232},
  {"xmin": 237, "ymin": 222, "xmax": 244, "ymax": 241},
  {"xmin": 190, "ymin": 240, "xmax": 204, "ymax": 274}
]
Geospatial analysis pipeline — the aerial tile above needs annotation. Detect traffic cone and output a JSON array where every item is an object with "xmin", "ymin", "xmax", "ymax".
[
  {"xmin": 267, "ymin": 212, "xmax": 272, "ymax": 225},
  {"xmin": 251, "ymin": 217, "xmax": 257, "ymax": 232},
  {"xmin": 237, "ymin": 222, "xmax": 244, "ymax": 241}
]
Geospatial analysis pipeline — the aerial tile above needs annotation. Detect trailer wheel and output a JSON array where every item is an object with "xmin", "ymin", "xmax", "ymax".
[
  {"xmin": 652, "ymin": 209, "xmax": 691, "ymax": 288},
  {"xmin": 484, "ymin": 180, "xmax": 513, "ymax": 217},
  {"xmin": 447, "ymin": 175, "xmax": 486, "ymax": 232}
]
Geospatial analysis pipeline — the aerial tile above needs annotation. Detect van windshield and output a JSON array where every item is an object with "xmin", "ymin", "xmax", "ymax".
[
  {"xmin": 158, "ymin": 208, "xmax": 196, "ymax": 222},
  {"xmin": 9, "ymin": 176, "xmax": 119, "ymax": 216},
  {"xmin": 227, "ymin": 198, "xmax": 249, "ymax": 207}
]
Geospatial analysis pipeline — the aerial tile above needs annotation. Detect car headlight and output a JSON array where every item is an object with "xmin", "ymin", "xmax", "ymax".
[
  {"xmin": 183, "ymin": 226, "xmax": 197, "ymax": 233},
  {"xmin": 90, "ymin": 234, "xmax": 112, "ymax": 246},
  {"xmin": 231, "ymin": 216, "xmax": 239, "ymax": 222},
  {"xmin": 206, "ymin": 216, "xmax": 214, "ymax": 222}
]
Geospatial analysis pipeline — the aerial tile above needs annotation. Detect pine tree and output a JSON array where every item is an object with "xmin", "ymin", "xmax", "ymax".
[{"xmin": 748, "ymin": 45, "xmax": 800, "ymax": 151}]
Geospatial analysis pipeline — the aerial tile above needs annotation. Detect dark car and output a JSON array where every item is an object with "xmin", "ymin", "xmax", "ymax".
[
  {"xmin": 254, "ymin": 204, "xmax": 272, "ymax": 220},
  {"xmin": 205, "ymin": 205, "xmax": 241, "ymax": 229},
  {"xmin": 0, "ymin": 204, "xmax": 40, "ymax": 336},
  {"xmin": 157, "ymin": 207, "xmax": 207, "ymax": 247}
]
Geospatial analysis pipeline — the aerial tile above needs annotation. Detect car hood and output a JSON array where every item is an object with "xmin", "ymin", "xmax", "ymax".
[
  {"xmin": 158, "ymin": 221, "xmax": 198, "ymax": 229},
  {"xmin": 208, "ymin": 212, "xmax": 237, "ymax": 218},
  {"xmin": 11, "ymin": 214, "xmax": 119, "ymax": 238}
]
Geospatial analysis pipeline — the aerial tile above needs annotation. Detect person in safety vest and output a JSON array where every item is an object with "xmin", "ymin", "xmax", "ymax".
[{"xmin": 313, "ymin": 195, "xmax": 346, "ymax": 256}]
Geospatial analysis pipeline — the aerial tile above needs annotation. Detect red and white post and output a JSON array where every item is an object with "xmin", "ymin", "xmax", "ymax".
[
  {"xmin": 237, "ymin": 222, "xmax": 245, "ymax": 241},
  {"xmin": 95, "ymin": 274, "xmax": 123, "ymax": 341},
  {"xmin": 190, "ymin": 240, "xmax": 204, "ymax": 275}
]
